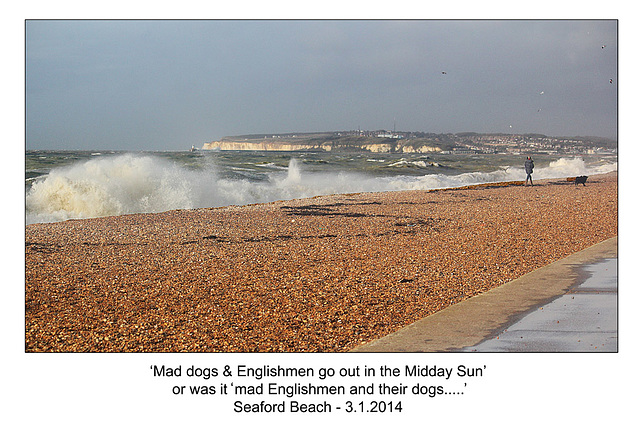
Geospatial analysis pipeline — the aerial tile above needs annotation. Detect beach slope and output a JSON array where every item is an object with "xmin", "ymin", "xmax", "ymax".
[{"xmin": 25, "ymin": 173, "xmax": 617, "ymax": 352}]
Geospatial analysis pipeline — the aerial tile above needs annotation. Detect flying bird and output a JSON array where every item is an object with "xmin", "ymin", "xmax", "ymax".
[
  {"xmin": 602, "ymin": 44, "xmax": 606, "ymax": 49},
  {"xmin": 441, "ymin": 71, "xmax": 447, "ymax": 74},
  {"xmin": 539, "ymin": 91, "xmax": 544, "ymax": 95}
]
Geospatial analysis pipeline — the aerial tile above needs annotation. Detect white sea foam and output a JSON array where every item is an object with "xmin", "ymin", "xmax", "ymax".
[
  {"xmin": 25, "ymin": 154, "xmax": 617, "ymax": 224},
  {"xmin": 384, "ymin": 157, "xmax": 616, "ymax": 192},
  {"xmin": 26, "ymin": 154, "xmax": 214, "ymax": 224}
]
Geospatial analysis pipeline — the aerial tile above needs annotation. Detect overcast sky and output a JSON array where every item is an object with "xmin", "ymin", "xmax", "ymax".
[{"xmin": 26, "ymin": 19, "xmax": 617, "ymax": 151}]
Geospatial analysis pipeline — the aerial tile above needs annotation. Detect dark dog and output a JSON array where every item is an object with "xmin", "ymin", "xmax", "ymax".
[{"xmin": 574, "ymin": 175, "xmax": 588, "ymax": 186}]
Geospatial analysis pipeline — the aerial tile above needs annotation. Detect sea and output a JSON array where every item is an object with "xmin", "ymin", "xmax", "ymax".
[{"xmin": 25, "ymin": 150, "xmax": 618, "ymax": 225}]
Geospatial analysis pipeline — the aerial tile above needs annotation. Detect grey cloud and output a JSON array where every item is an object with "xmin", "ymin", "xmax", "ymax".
[{"xmin": 26, "ymin": 19, "xmax": 617, "ymax": 150}]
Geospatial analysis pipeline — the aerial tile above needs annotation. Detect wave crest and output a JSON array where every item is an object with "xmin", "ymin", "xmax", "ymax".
[{"xmin": 26, "ymin": 154, "xmax": 617, "ymax": 224}]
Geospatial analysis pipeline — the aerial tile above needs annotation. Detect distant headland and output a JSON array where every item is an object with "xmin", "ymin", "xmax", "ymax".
[{"xmin": 201, "ymin": 131, "xmax": 617, "ymax": 155}]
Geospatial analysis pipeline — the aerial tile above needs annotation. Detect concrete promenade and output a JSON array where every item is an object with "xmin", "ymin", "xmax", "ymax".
[{"xmin": 352, "ymin": 236, "xmax": 618, "ymax": 352}]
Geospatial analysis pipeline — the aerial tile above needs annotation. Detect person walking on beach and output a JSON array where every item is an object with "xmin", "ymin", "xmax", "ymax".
[{"xmin": 524, "ymin": 156, "xmax": 534, "ymax": 186}]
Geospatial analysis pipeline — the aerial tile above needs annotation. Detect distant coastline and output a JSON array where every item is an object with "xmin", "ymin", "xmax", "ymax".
[{"xmin": 201, "ymin": 131, "xmax": 617, "ymax": 155}]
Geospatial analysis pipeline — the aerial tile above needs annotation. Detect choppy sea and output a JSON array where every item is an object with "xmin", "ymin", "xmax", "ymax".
[{"xmin": 25, "ymin": 150, "xmax": 617, "ymax": 224}]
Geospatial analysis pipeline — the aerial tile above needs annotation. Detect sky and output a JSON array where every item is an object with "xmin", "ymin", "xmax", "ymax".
[{"xmin": 25, "ymin": 19, "xmax": 618, "ymax": 151}]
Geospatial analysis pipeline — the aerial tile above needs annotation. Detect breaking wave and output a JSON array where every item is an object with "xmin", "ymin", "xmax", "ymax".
[
  {"xmin": 381, "ymin": 157, "xmax": 617, "ymax": 191},
  {"xmin": 25, "ymin": 154, "xmax": 616, "ymax": 224}
]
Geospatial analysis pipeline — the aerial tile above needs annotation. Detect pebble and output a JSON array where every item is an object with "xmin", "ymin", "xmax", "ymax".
[{"xmin": 25, "ymin": 173, "xmax": 618, "ymax": 352}]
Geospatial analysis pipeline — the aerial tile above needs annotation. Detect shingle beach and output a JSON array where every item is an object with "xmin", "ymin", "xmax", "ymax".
[{"xmin": 25, "ymin": 172, "xmax": 617, "ymax": 352}]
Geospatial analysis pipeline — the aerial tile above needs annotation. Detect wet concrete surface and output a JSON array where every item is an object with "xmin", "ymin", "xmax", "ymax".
[{"xmin": 465, "ymin": 258, "xmax": 617, "ymax": 352}]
